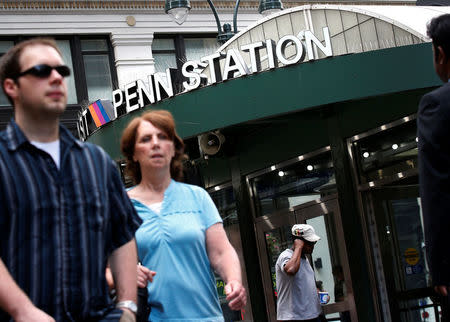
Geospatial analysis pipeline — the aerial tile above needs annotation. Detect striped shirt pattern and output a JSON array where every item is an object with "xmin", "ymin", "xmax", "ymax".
[{"xmin": 0, "ymin": 120, "xmax": 142, "ymax": 321}]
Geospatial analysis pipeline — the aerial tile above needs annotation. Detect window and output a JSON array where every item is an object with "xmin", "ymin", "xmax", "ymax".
[
  {"xmin": 81, "ymin": 39, "xmax": 114, "ymax": 102},
  {"xmin": 249, "ymin": 149, "xmax": 335, "ymax": 217},
  {"xmin": 184, "ymin": 38, "xmax": 220, "ymax": 62},
  {"xmin": 0, "ymin": 40, "xmax": 14, "ymax": 106},
  {"xmin": 152, "ymin": 35, "xmax": 220, "ymax": 91},
  {"xmin": 152, "ymin": 38, "xmax": 177, "ymax": 73},
  {"xmin": 56, "ymin": 40, "xmax": 77, "ymax": 104}
]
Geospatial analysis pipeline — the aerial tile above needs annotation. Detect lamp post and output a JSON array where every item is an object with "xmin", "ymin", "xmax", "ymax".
[{"xmin": 165, "ymin": 0, "xmax": 283, "ymax": 44}]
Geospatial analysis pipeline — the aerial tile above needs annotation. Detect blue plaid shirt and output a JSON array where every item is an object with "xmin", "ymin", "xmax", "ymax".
[{"xmin": 0, "ymin": 120, "xmax": 142, "ymax": 321}]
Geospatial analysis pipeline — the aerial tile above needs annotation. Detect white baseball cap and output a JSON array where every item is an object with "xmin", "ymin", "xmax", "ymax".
[{"xmin": 291, "ymin": 224, "xmax": 321, "ymax": 242}]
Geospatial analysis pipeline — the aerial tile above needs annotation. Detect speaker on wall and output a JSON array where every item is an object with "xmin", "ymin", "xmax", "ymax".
[{"xmin": 198, "ymin": 131, "xmax": 225, "ymax": 156}]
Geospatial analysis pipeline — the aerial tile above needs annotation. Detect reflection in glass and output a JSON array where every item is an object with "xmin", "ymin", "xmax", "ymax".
[
  {"xmin": 399, "ymin": 297, "xmax": 439, "ymax": 322},
  {"xmin": 0, "ymin": 41, "xmax": 13, "ymax": 106},
  {"xmin": 153, "ymin": 53, "xmax": 177, "ymax": 74},
  {"xmin": 55, "ymin": 40, "xmax": 77, "ymax": 104},
  {"xmin": 83, "ymin": 55, "xmax": 113, "ymax": 101},
  {"xmin": 264, "ymin": 225, "xmax": 292, "ymax": 306},
  {"xmin": 391, "ymin": 198, "xmax": 428, "ymax": 291},
  {"xmin": 185, "ymin": 38, "xmax": 220, "ymax": 62},
  {"xmin": 306, "ymin": 214, "xmax": 346, "ymax": 306},
  {"xmin": 250, "ymin": 150, "xmax": 335, "ymax": 217},
  {"xmin": 352, "ymin": 120, "xmax": 418, "ymax": 184},
  {"xmin": 386, "ymin": 198, "xmax": 439, "ymax": 322},
  {"xmin": 81, "ymin": 39, "xmax": 108, "ymax": 52},
  {"xmin": 0, "ymin": 92, "xmax": 9, "ymax": 106},
  {"xmin": 209, "ymin": 185, "xmax": 252, "ymax": 321},
  {"xmin": 152, "ymin": 38, "xmax": 176, "ymax": 51},
  {"xmin": 326, "ymin": 312, "xmax": 351, "ymax": 322}
]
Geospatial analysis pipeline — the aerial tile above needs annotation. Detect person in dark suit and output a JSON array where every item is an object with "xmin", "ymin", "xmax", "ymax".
[{"xmin": 417, "ymin": 13, "xmax": 450, "ymax": 322}]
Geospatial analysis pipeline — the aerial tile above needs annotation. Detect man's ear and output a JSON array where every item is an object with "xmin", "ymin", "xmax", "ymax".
[
  {"xmin": 3, "ymin": 78, "xmax": 18, "ymax": 101},
  {"xmin": 437, "ymin": 46, "xmax": 447, "ymax": 65}
]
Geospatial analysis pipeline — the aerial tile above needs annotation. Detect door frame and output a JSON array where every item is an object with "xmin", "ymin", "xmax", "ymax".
[
  {"xmin": 255, "ymin": 195, "xmax": 357, "ymax": 321},
  {"xmin": 366, "ymin": 185, "xmax": 440, "ymax": 321}
]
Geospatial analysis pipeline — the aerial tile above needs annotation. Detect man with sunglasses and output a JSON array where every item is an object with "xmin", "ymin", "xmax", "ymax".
[
  {"xmin": 275, "ymin": 224, "xmax": 325, "ymax": 322},
  {"xmin": 0, "ymin": 38, "xmax": 142, "ymax": 322}
]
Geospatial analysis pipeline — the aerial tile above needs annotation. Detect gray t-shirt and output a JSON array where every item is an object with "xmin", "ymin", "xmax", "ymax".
[{"xmin": 275, "ymin": 248, "xmax": 322, "ymax": 320}]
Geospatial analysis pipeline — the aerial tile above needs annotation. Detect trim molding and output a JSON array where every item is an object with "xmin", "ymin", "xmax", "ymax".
[
  {"xmin": 0, "ymin": 1, "xmax": 412, "ymax": 12},
  {"xmin": 0, "ymin": 1, "xmax": 263, "ymax": 11}
]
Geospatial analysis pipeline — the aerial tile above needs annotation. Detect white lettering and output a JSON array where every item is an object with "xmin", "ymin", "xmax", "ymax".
[
  {"xmin": 305, "ymin": 27, "xmax": 332, "ymax": 60},
  {"xmin": 112, "ymin": 89, "xmax": 123, "ymax": 117},
  {"xmin": 154, "ymin": 68, "xmax": 174, "ymax": 101},
  {"xmin": 137, "ymin": 79, "xmax": 155, "ymax": 107},
  {"xmin": 266, "ymin": 39, "xmax": 278, "ymax": 69},
  {"xmin": 223, "ymin": 49, "xmax": 249, "ymax": 81},
  {"xmin": 276, "ymin": 35, "xmax": 305, "ymax": 65},
  {"xmin": 241, "ymin": 41, "xmax": 264, "ymax": 74},
  {"xmin": 124, "ymin": 81, "xmax": 139, "ymax": 113},
  {"xmin": 200, "ymin": 52, "xmax": 223, "ymax": 83},
  {"xmin": 182, "ymin": 60, "xmax": 202, "ymax": 91}
]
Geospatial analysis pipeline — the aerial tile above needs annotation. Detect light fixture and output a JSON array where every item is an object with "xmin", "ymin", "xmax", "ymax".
[
  {"xmin": 363, "ymin": 152, "xmax": 369, "ymax": 158},
  {"xmin": 307, "ymin": 165, "xmax": 313, "ymax": 171},
  {"xmin": 392, "ymin": 144, "xmax": 399, "ymax": 150},
  {"xmin": 214, "ymin": 186, "xmax": 220, "ymax": 191},
  {"xmin": 165, "ymin": 0, "xmax": 191, "ymax": 25},
  {"xmin": 258, "ymin": 0, "xmax": 283, "ymax": 16},
  {"xmin": 278, "ymin": 170, "xmax": 285, "ymax": 177},
  {"xmin": 415, "ymin": 137, "xmax": 419, "ymax": 143},
  {"xmin": 270, "ymin": 165, "xmax": 276, "ymax": 171},
  {"xmin": 165, "ymin": 0, "xmax": 283, "ymax": 43}
]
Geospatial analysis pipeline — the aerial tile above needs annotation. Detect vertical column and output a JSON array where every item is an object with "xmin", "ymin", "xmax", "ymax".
[
  {"xmin": 110, "ymin": 32, "xmax": 155, "ymax": 89},
  {"xmin": 326, "ymin": 105, "xmax": 379, "ymax": 322},
  {"xmin": 229, "ymin": 156, "xmax": 268, "ymax": 322}
]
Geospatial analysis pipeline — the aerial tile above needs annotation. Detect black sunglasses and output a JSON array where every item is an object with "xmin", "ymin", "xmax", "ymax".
[{"xmin": 15, "ymin": 64, "xmax": 71, "ymax": 79}]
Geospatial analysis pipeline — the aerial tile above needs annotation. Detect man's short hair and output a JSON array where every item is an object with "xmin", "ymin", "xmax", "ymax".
[
  {"xmin": 427, "ymin": 13, "xmax": 450, "ymax": 61},
  {"xmin": 0, "ymin": 38, "xmax": 61, "ymax": 105}
]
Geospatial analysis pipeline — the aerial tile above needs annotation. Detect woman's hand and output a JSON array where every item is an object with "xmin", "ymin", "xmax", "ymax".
[
  {"xmin": 224, "ymin": 280, "xmax": 247, "ymax": 311},
  {"xmin": 137, "ymin": 265, "xmax": 156, "ymax": 288}
]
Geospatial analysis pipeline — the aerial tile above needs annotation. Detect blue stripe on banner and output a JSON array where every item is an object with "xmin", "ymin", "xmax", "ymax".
[{"xmin": 96, "ymin": 100, "xmax": 110, "ymax": 122}]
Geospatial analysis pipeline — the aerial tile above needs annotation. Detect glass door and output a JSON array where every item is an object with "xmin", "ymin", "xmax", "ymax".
[
  {"xmin": 255, "ymin": 197, "xmax": 356, "ymax": 321},
  {"xmin": 347, "ymin": 115, "xmax": 444, "ymax": 322},
  {"xmin": 368, "ymin": 185, "xmax": 441, "ymax": 322}
]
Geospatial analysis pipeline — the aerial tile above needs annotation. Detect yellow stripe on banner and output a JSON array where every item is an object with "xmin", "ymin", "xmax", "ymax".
[{"xmin": 89, "ymin": 104, "xmax": 102, "ymax": 127}]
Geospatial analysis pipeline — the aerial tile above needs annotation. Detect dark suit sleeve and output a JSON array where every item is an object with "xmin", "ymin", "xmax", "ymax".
[{"xmin": 418, "ymin": 90, "xmax": 450, "ymax": 286}]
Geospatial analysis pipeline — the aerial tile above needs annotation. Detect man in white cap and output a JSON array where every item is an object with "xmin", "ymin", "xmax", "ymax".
[{"xmin": 275, "ymin": 224, "xmax": 324, "ymax": 322}]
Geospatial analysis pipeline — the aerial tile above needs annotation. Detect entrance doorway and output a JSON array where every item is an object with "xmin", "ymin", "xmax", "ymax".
[
  {"xmin": 348, "ymin": 114, "xmax": 444, "ymax": 322},
  {"xmin": 255, "ymin": 196, "xmax": 356, "ymax": 321},
  {"xmin": 365, "ymin": 185, "xmax": 440, "ymax": 321}
]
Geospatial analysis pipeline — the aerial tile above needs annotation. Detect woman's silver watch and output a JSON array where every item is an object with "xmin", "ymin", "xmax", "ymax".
[{"xmin": 116, "ymin": 300, "xmax": 138, "ymax": 314}]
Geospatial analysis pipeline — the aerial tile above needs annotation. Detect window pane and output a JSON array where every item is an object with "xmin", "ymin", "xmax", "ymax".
[
  {"xmin": 56, "ymin": 40, "xmax": 77, "ymax": 104},
  {"xmin": 0, "ymin": 40, "xmax": 13, "ymax": 53},
  {"xmin": 83, "ymin": 54, "xmax": 113, "ymax": 101},
  {"xmin": 185, "ymin": 38, "xmax": 220, "ymax": 61},
  {"xmin": 353, "ymin": 120, "xmax": 417, "ymax": 183},
  {"xmin": 0, "ymin": 91, "xmax": 9, "ymax": 106},
  {"xmin": 250, "ymin": 151, "xmax": 335, "ymax": 217},
  {"xmin": 152, "ymin": 38, "xmax": 175, "ymax": 51},
  {"xmin": 0, "ymin": 41, "xmax": 13, "ymax": 106},
  {"xmin": 153, "ymin": 53, "xmax": 177, "ymax": 73},
  {"xmin": 376, "ymin": 19, "xmax": 396, "ymax": 49},
  {"xmin": 81, "ymin": 39, "xmax": 108, "ymax": 52},
  {"xmin": 394, "ymin": 26, "xmax": 413, "ymax": 47}
]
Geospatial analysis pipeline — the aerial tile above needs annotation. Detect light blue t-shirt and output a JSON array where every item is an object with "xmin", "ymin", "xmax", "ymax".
[{"xmin": 131, "ymin": 180, "xmax": 224, "ymax": 322}]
